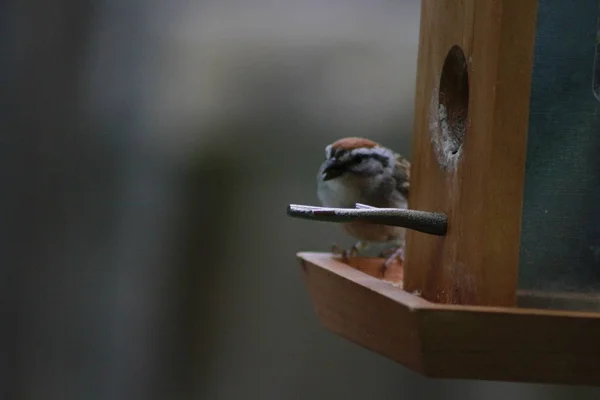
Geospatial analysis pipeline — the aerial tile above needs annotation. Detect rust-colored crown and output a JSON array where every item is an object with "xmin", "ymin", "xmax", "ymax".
[{"xmin": 330, "ymin": 137, "xmax": 380, "ymax": 150}]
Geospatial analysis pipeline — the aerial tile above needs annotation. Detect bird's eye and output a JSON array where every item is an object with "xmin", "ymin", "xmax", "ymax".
[{"xmin": 350, "ymin": 154, "xmax": 365, "ymax": 164}]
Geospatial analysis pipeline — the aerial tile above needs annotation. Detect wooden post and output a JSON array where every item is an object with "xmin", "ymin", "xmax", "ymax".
[{"xmin": 404, "ymin": 0, "xmax": 539, "ymax": 306}]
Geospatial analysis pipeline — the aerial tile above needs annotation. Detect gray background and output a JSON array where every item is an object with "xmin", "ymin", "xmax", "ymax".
[{"xmin": 2, "ymin": 0, "xmax": 600, "ymax": 399}]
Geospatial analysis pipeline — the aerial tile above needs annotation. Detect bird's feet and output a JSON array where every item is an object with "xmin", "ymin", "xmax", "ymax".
[
  {"xmin": 379, "ymin": 246, "xmax": 404, "ymax": 272},
  {"xmin": 331, "ymin": 241, "xmax": 368, "ymax": 262}
]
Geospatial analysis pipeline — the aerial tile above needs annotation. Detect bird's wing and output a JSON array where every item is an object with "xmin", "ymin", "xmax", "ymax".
[{"xmin": 394, "ymin": 153, "xmax": 410, "ymax": 199}]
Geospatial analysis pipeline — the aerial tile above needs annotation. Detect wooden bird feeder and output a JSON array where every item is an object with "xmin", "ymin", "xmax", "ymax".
[{"xmin": 288, "ymin": 0, "xmax": 600, "ymax": 386}]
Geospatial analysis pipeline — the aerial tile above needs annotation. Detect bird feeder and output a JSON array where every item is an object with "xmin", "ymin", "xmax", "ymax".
[{"xmin": 288, "ymin": 0, "xmax": 600, "ymax": 386}]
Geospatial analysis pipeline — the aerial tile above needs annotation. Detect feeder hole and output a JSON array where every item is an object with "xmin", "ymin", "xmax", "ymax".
[{"xmin": 439, "ymin": 45, "xmax": 469, "ymax": 156}]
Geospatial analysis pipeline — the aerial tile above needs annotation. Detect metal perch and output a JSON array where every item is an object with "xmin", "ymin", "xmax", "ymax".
[{"xmin": 287, "ymin": 203, "xmax": 448, "ymax": 236}]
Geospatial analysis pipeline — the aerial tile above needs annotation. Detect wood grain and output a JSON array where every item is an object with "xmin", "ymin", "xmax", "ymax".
[
  {"xmin": 330, "ymin": 255, "xmax": 403, "ymax": 286},
  {"xmin": 404, "ymin": 0, "xmax": 539, "ymax": 306},
  {"xmin": 299, "ymin": 253, "xmax": 425, "ymax": 374},
  {"xmin": 299, "ymin": 252, "xmax": 600, "ymax": 386}
]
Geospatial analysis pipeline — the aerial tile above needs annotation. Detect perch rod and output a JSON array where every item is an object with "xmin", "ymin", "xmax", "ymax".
[{"xmin": 287, "ymin": 204, "xmax": 447, "ymax": 236}]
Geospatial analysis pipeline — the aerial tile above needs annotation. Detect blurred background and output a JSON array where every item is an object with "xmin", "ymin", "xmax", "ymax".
[{"xmin": 2, "ymin": 0, "xmax": 600, "ymax": 399}]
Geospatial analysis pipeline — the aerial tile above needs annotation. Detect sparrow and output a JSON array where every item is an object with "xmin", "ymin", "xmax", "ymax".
[{"xmin": 317, "ymin": 137, "xmax": 410, "ymax": 269}]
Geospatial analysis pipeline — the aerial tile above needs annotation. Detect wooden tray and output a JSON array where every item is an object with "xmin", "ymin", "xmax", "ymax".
[{"xmin": 298, "ymin": 252, "xmax": 600, "ymax": 386}]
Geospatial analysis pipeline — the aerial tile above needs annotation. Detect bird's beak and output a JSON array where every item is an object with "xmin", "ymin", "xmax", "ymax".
[{"xmin": 321, "ymin": 158, "xmax": 344, "ymax": 181}]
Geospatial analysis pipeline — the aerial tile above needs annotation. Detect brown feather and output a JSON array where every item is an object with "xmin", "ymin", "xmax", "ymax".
[
  {"xmin": 393, "ymin": 153, "xmax": 411, "ymax": 199},
  {"xmin": 330, "ymin": 137, "xmax": 380, "ymax": 151}
]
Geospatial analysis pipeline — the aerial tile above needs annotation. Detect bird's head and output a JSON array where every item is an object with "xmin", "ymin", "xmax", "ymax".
[{"xmin": 320, "ymin": 137, "xmax": 396, "ymax": 181}]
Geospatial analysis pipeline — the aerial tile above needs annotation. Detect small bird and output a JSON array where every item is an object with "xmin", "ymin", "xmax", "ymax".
[{"xmin": 317, "ymin": 137, "xmax": 410, "ymax": 269}]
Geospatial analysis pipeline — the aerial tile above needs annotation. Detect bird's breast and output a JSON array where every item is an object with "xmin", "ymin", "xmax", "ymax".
[
  {"xmin": 317, "ymin": 178, "xmax": 360, "ymax": 208},
  {"xmin": 343, "ymin": 222, "xmax": 405, "ymax": 243}
]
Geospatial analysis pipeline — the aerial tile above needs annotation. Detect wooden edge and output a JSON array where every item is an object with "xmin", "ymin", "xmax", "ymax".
[
  {"xmin": 299, "ymin": 253, "xmax": 600, "ymax": 319},
  {"xmin": 298, "ymin": 252, "xmax": 600, "ymax": 385},
  {"xmin": 299, "ymin": 253, "xmax": 422, "ymax": 308},
  {"xmin": 418, "ymin": 304, "xmax": 600, "ymax": 385},
  {"xmin": 298, "ymin": 252, "xmax": 425, "ymax": 373}
]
